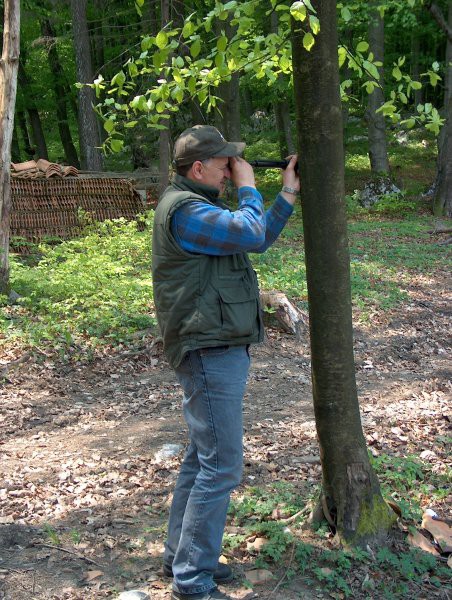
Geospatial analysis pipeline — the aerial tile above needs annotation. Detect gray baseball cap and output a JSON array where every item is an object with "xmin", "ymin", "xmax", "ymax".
[{"xmin": 173, "ymin": 125, "xmax": 245, "ymax": 166}]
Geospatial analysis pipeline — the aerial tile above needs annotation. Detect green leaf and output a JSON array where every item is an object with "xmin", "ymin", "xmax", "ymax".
[
  {"xmin": 400, "ymin": 118, "xmax": 416, "ymax": 128},
  {"xmin": 182, "ymin": 21, "xmax": 195, "ymax": 38},
  {"xmin": 127, "ymin": 62, "xmax": 138, "ymax": 78},
  {"xmin": 124, "ymin": 120, "xmax": 138, "ymax": 128},
  {"xmin": 191, "ymin": 38, "xmax": 201, "ymax": 58},
  {"xmin": 302, "ymin": 32, "xmax": 315, "ymax": 51},
  {"xmin": 217, "ymin": 35, "xmax": 228, "ymax": 52},
  {"xmin": 303, "ymin": 0, "xmax": 315, "ymax": 12},
  {"xmin": 309, "ymin": 15, "xmax": 320, "ymax": 34},
  {"xmin": 110, "ymin": 139, "xmax": 124, "ymax": 152},
  {"xmin": 156, "ymin": 31, "xmax": 168, "ymax": 49},
  {"xmin": 392, "ymin": 66, "xmax": 402, "ymax": 81},
  {"xmin": 399, "ymin": 92, "xmax": 408, "ymax": 104},
  {"xmin": 111, "ymin": 70, "xmax": 126, "ymax": 87},
  {"xmin": 411, "ymin": 81, "xmax": 422, "ymax": 90},
  {"xmin": 290, "ymin": 1, "xmax": 307, "ymax": 21},
  {"xmin": 356, "ymin": 41, "xmax": 369, "ymax": 53},
  {"xmin": 135, "ymin": 0, "xmax": 144, "ymax": 6},
  {"xmin": 156, "ymin": 101, "xmax": 166, "ymax": 113},
  {"xmin": 363, "ymin": 60, "xmax": 379, "ymax": 80},
  {"xmin": 104, "ymin": 119, "xmax": 115, "ymax": 133},
  {"xmin": 338, "ymin": 46, "xmax": 347, "ymax": 68},
  {"xmin": 141, "ymin": 36, "xmax": 153, "ymax": 51},
  {"xmin": 364, "ymin": 81, "xmax": 376, "ymax": 94},
  {"xmin": 341, "ymin": 7, "xmax": 352, "ymax": 22},
  {"xmin": 215, "ymin": 52, "xmax": 225, "ymax": 69}
]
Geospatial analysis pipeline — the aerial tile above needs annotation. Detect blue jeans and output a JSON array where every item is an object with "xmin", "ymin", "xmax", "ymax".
[{"xmin": 164, "ymin": 345, "xmax": 250, "ymax": 595}]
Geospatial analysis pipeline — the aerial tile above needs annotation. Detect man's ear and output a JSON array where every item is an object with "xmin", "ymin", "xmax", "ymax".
[{"xmin": 190, "ymin": 160, "xmax": 204, "ymax": 180}]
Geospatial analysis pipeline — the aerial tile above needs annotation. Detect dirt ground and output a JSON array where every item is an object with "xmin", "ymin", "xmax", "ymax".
[{"xmin": 0, "ymin": 269, "xmax": 450, "ymax": 600}]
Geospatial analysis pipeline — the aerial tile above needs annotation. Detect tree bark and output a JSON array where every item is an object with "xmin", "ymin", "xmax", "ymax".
[
  {"xmin": 70, "ymin": 0, "xmax": 104, "ymax": 171},
  {"xmin": 432, "ymin": 0, "xmax": 452, "ymax": 216},
  {"xmin": 291, "ymin": 0, "xmax": 395, "ymax": 545},
  {"xmin": 18, "ymin": 60, "xmax": 48, "ymax": 160},
  {"xmin": 11, "ymin": 123, "xmax": 20, "ymax": 163},
  {"xmin": 41, "ymin": 19, "xmax": 80, "ymax": 168},
  {"xmin": 0, "ymin": 0, "xmax": 20, "ymax": 295},
  {"xmin": 271, "ymin": 11, "xmax": 295, "ymax": 157},
  {"xmin": 17, "ymin": 110, "xmax": 34, "ymax": 158},
  {"xmin": 365, "ymin": 0, "xmax": 390, "ymax": 175},
  {"xmin": 158, "ymin": 0, "xmax": 171, "ymax": 195}
]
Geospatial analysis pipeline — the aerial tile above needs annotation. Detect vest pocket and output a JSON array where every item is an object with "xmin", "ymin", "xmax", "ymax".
[{"xmin": 218, "ymin": 286, "xmax": 258, "ymax": 338}]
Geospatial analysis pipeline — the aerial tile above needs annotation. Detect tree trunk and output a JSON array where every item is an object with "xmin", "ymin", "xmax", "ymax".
[
  {"xmin": 0, "ymin": 0, "xmax": 20, "ymax": 295},
  {"xmin": 410, "ymin": 32, "xmax": 423, "ymax": 107},
  {"xmin": 291, "ymin": 0, "xmax": 395, "ymax": 545},
  {"xmin": 70, "ymin": 0, "xmax": 104, "ymax": 171},
  {"xmin": 41, "ymin": 19, "xmax": 80, "ymax": 168},
  {"xmin": 271, "ymin": 11, "xmax": 295, "ymax": 157},
  {"xmin": 17, "ymin": 110, "xmax": 34, "ymax": 158},
  {"xmin": 365, "ymin": 0, "xmax": 390, "ymax": 174},
  {"xmin": 432, "ymin": 0, "xmax": 452, "ymax": 216},
  {"xmin": 158, "ymin": 0, "xmax": 171, "ymax": 195},
  {"xmin": 11, "ymin": 123, "xmax": 20, "ymax": 163},
  {"xmin": 18, "ymin": 60, "xmax": 48, "ymax": 160}
]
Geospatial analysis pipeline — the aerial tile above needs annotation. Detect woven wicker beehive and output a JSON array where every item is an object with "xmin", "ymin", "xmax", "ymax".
[{"xmin": 11, "ymin": 177, "xmax": 146, "ymax": 251}]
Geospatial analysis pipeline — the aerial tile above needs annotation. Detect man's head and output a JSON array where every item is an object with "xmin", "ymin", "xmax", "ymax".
[{"xmin": 173, "ymin": 125, "xmax": 245, "ymax": 193}]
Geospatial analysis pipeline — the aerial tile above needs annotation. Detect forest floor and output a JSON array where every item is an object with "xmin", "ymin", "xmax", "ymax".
[{"xmin": 0, "ymin": 265, "xmax": 451, "ymax": 600}]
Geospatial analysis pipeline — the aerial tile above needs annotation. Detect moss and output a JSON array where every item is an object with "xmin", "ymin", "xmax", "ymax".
[{"xmin": 348, "ymin": 495, "xmax": 397, "ymax": 546}]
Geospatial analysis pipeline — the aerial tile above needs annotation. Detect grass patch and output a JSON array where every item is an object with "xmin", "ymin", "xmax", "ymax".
[{"xmin": 3, "ymin": 215, "xmax": 155, "ymax": 355}]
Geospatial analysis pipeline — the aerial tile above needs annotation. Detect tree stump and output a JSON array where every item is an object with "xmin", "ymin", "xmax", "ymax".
[{"xmin": 260, "ymin": 290, "xmax": 308, "ymax": 341}]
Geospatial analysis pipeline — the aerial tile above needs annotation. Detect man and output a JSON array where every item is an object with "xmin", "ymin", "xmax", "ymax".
[{"xmin": 152, "ymin": 125, "xmax": 299, "ymax": 600}]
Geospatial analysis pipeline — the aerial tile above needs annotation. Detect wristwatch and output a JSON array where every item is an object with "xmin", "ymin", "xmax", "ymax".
[{"xmin": 281, "ymin": 185, "xmax": 298, "ymax": 195}]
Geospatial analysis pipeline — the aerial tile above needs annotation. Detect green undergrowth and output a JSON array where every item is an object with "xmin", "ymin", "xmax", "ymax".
[
  {"xmin": 2, "ymin": 208, "xmax": 449, "ymax": 357},
  {"xmin": 225, "ymin": 480, "xmax": 451, "ymax": 599},
  {"xmin": 3, "ymin": 214, "xmax": 155, "ymax": 356}
]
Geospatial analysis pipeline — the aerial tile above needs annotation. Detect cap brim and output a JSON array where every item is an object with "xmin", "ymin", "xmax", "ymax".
[{"xmin": 212, "ymin": 141, "xmax": 246, "ymax": 158}]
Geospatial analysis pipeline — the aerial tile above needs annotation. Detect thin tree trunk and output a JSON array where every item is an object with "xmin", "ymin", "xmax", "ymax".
[
  {"xmin": 0, "ymin": 0, "xmax": 20, "ymax": 295},
  {"xmin": 433, "ymin": 0, "xmax": 452, "ymax": 216},
  {"xmin": 41, "ymin": 19, "xmax": 80, "ymax": 168},
  {"xmin": 158, "ymin": 0, "xmax": 171, "ymax": 195},
  {"xmin": 291, "ymin": 0, "xmax": 395, "ymax": 545},
  {"xmin": 271, "ymin": 11, "xmax": 295, "ymax": 156},
  {"xmin": 17, "ymin": 110, "xmax": 33, "ymax": 158},
  {"xmin": 410, "ymin": 33, "xmax": 423, "ymax": 107},
  {"xmin": 365, "ymin": 0, "xmax": 390, "ymax": 174},
  {"xmin": 11, "ymin": 123, "xmax": 20, "ymax": 163},
  {"xmin": 70, "ymin": 0, "xmax": 104, "ymax": 171},
  {"xmin": 18, "ymin": 60, "xmax": 48, "ymax": 159}
]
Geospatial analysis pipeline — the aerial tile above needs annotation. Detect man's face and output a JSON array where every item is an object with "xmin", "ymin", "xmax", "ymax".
[{"xmin": 198, "ymin": 157, "xmax": 232, "ymax": 194}]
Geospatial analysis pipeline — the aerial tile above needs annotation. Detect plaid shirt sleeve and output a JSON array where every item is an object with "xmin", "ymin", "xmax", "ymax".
[{"xmin": 171, "ymin": 186, "xmax": 294, "ymax": 256}]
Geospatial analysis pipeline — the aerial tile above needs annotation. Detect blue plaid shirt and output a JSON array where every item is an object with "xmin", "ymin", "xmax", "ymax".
[{"xmin": 171, "ymin": 186, "xmax": 293, "ymax": 255}]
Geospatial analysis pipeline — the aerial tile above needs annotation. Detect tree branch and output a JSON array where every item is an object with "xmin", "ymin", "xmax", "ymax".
[{"xmin": 426, "ymin": 2, "xmax": 452, "ymax": 44}]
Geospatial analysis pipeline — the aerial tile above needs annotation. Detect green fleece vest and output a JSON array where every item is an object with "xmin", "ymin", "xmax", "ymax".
[{"xmin": 152, "ymin": 175, "xmax": 263, "ymax": 368}]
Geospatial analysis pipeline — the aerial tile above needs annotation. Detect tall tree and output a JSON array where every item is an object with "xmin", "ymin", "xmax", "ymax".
[
  {"xmin": 41, "ymin": 18, "xmax": 80, "ymax": 167},
  {"xmin": 291, "ymin": 0, "xmax": 395, "ymax": 544},
  {"xmin": 365, "ymin": 0, "xmax": 390, "ymax": 174},
  {"xmin": 0, "ymin": 0, "xmax": 20, "ymax": 295},
  {"xmin": 429, "ymin": 0, "xmax": 452, "ymax": 216},
  {"xmin": 158, "ymin": 0, "xmax": 171, "ymax": 194},
  {"xmin": 18, "ymin": 59, "xmax": 49, "ymax": 160},
  {"xmin": 70, "ymin": 0, "xmax": 104, "ymax": 171},
  {"xmin": 271, "ymin": 11, "xmax": 295, "ymax": 157}
]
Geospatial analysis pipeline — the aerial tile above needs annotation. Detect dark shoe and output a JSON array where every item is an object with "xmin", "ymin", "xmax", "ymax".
[
  {"xmin": 164, "ymin": 563, "xmax": 233, "ymax": 584},
  {"xmin": 172, "ymin": 588, "xmax": 232, "ymax": 600}
]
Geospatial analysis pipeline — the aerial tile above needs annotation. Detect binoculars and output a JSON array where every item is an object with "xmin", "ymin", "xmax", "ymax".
[{"xmin": 248, "ymin": 159, "xmax": 299, "ymax": 173}]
